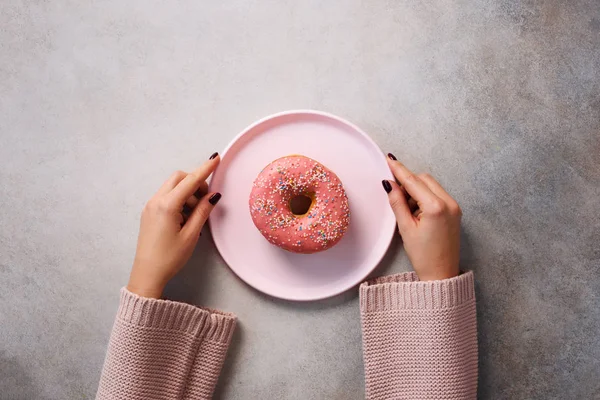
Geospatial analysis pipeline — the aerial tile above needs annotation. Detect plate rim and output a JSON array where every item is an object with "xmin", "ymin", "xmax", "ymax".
[{"xmin": 209, "ymin": 109, "xmax": 396, "ymax": 301}]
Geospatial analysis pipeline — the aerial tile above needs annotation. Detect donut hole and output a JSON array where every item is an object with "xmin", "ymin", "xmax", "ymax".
[{"xmin": 289, "ymin": 194, "xmax": 313, "ymax": 216}]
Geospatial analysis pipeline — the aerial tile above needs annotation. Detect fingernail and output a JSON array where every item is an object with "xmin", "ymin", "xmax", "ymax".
[
  {"xmin": 382, "ymin": 180, "xmax": 392, "ymax": 193},
  {"xmin": 387, "ymin": 153, "xmax": 397, "ymax": 161},
  {"xmin": 209, "ymin": 152, "xmax": 218, "ymax": 160},
  {"xmin": 193, "ymin": 189, "xmax": 202, "ymax": 199},
  {"xmin": 209, "ymin": 192, "xmax": 222, "ymax": 205}
]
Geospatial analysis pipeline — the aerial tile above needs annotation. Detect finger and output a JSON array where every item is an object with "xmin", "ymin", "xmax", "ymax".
[
  {"xmin": 407, "ymin": 195, "xmax": 418, "ymax": 213},
  {"xmin": 400, "ymin": 186, "xmax": 421, "ymax": 220},
  {"xmin": 418, "ymin": 174, "xmax": 460, "ymax": 209},
  {"xmin": 182, "ymin": 192, "xmax": 222, "ymax": 238},
  {"xmin": 184, "ymin": 181, "xmax": 208, "ymax": 210},
  {"xmin": 397, "ymin": 184, "xmax": 418, "ymax": 212},
  {"xmin": 382, "ymin": 180, "xmax": 416, "ymax": 233},
  {"xmin": 179, "ymin": 207, "xmax": 188, "ymax": 226},
  {"xmin": 194, "ymin": 181, "xmax": 209, "ymax": 199},
  {"xmin": 387, "ymin": 157, "xmax": 439, "ymax": 206},
  {"xmin": 402, "ymin": 190, "xmax": 421, "ymax": 218},
  {"xmin": 169, "ymin": 155, "xmax": 220, "ymax": 207},
  {"xmin": 413, "ymin": 208, "xmax": 423, "ymax": 219},
  {"xmin": 156, "ymin": 170, "xmax": 188, "ymax": 196}
]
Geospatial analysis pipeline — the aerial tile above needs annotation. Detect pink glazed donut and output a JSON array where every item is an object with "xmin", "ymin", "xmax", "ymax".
[{"xmin": 249, "ymin": 155, "xmax": 350, "ymax": 254}]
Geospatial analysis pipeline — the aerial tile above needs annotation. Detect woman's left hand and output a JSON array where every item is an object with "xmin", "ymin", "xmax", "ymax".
[{"xmin": 127, "ymin": 154, "xmax": 222, "ymax": 299}]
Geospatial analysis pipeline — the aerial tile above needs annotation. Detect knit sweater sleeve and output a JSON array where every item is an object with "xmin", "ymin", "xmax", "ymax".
[
  {"xmin": 360, "ymin": 271, "xmax": 478, "ymax": 400},
  {"xmin": 96, "ymin": 288, "xmax": 236, "ymax": 400}
]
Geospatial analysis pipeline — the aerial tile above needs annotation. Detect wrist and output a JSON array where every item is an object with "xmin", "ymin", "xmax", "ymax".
[
  {"xmin": 128, "ymin": 258, "xmax": 169, "ymax": 299},
  {"xmin": 126, "ymin": 279, "xmax": 165, "ymax": 299},
  {"xmin": 126, "ymin": 284, "xmax": 164, "ymax": 299},
  {"xmin": 415, "ymin": 265, "xmax": 460, "ymax": 281}
]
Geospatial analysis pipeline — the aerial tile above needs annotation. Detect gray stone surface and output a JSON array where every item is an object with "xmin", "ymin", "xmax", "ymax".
[{"xmin": 1, "ymin": 0, "xmax": 599, "ymax": 399}]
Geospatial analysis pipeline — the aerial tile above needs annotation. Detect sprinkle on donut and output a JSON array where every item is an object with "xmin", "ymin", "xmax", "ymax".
[{"xmin": 249, "ymin": 155, "xmax": 350, "ymax": 254}]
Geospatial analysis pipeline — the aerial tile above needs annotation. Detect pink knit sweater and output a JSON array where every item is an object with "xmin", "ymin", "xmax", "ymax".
[{"xmin": 97, "ymin": 272, "xmax": 477, "ymax": 399}]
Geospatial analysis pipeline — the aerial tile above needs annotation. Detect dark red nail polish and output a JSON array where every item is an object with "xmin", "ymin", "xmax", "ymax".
[
  {"xmin": 209, "ymin": 192, "xmax": 222, "ymax": 205},
  {"xmin": 382, "ymin": 180, "xmax": 392, "ymax": 193},
  {"xmin": 209, "ymin": 152, "xmax": 218, "ymax": 160},
  {"xmin": 387, "ymin": 153, "xmax": 397, "ymax": 161}
]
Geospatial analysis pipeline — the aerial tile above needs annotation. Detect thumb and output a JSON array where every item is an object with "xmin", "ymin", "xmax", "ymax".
[
  {"xmin": 382, "ymin": 180, "xmax": 415, "ymax": 234},
  {"xmin": 182, "ymin": 192, "xmax": 222, "ymax": 238}
]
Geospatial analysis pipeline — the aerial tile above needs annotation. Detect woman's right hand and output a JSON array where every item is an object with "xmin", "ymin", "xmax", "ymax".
[
  {"xmin": 127, "ymin": 154, "xmax": 222, "ymax": 299},
  {"xmin": 382, "ymin": 154, "xmax": 462, "ymax": 281}
]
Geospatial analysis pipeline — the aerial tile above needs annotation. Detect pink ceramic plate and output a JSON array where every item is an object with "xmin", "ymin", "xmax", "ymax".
[{"xmin": 209, "ymin": 110, "xmax": 396, "ymax": 301}]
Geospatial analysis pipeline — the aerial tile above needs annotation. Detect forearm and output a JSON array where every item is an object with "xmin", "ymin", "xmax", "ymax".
[
  {"xmin": 96, "ymin": 288, "xmax": 236, "ymax": 400},
  {"xmin": 360, "ymin": 271, "xmax": 477, "ymax": 400}
]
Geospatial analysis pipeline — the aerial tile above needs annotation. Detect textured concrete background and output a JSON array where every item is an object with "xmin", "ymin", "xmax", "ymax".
[{"xmin": 1, "ymin": 1, "xmax": 599, "ymax": 399}]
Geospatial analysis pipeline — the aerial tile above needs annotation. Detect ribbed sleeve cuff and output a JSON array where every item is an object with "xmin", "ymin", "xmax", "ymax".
[
  {"xmin": 117, "ymin": 288, "xmax": 236, "ymax": 344},
  {"xmin": 360, "ymin": 271, "xmax": 475, "ymax": 312}
]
